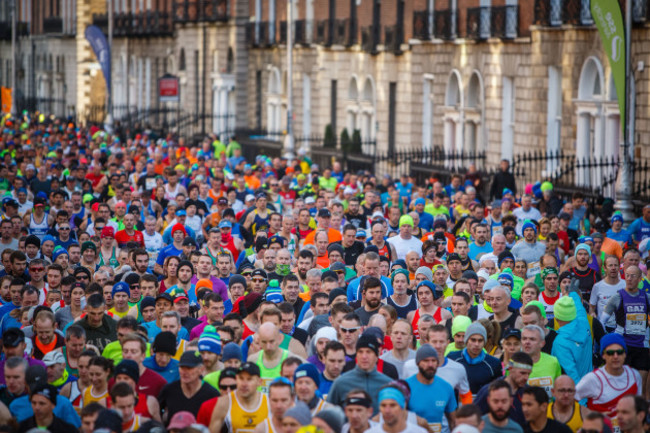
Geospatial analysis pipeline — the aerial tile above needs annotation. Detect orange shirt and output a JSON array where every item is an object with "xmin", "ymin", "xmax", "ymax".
[
  {"xmin": 316, "ymin": 254, "xmax": 330, "ymax": 268},
  {"xmin": 601, "ymin": 236, "xmax": 623, "ymax": 259},
  {"xmin": 303, "ymin": 228, "xmax": 342, "ymax": 245}
]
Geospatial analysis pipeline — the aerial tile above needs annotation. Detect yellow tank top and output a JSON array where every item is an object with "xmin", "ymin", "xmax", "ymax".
[
  {"xmin": 227, "ymin": 391, "xmax": 269, "ymax": 433},
  {"xmin": 83, "ymin": 385, "xmax": 109, "ymax": 407},
  {"xmin": 123, "ymin": 415, "xmax": 143, "ymax": 432},
  {"xmin": 547, "ymin": 401, "xmax": 583, "ymax": 433},
  {"xmin": 264, "ymin": 418, "xmax": 281, "ymax": 433},
  {"xmin": 173, "ymin": 339, "xmax": 187, "ymax": 361}
]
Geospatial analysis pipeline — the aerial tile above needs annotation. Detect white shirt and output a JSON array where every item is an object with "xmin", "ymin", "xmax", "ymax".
[
  {"xmin": 365, "ymin": 423, "xmax": 428, "ymax": 433},
  {"xmin": 387, "ymin": 235, "xmax": 423, "ymax": 260},
  {"xmin": 512, "ymin": 206, "xmax": 542, "ymax": 235},
  {"xmin": 590, "ymin": 279, "xmax": 625, "ymax": 328},
  {"xmin": 143, "ymin": 231, "xmax": 164, "ymax": 268}
]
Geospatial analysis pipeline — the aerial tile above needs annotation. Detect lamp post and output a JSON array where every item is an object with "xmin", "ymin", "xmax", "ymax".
[
  {"xmin": 614, "ymin": 0, "xmax": 635, "ymax": 224},
  {"xmin": 283, "ymin": 0, "xmax": 295, "ymax": 159},
  {"xmin": 11, "ymin": 0, "xmax": 17, "ymax": 117},
  {"xmin": 104, "ymin": 0, "xmax": 114, "ymax": 132}
]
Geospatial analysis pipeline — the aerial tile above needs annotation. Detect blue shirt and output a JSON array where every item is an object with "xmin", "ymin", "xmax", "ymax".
[
  {"xmin": 468, "ymin": 242, "xmax": 493, "ymax": 261},
  {"xmin": 165, "ymin": 284, "xmax": 198, "ymax": 308},
  {"xmin": 629, "ymin": 217, "xmax": 650, "ymax": 242},
  {"xmin": 346, "ymin": 275, "xmax": 394, "ymax": 302},
  {"xmin": 10, "ymin": 393, "xmax": 81, "ymax": 427},
  {"xmin": 162, "ymin": 225, "xmax": 196, "ymax": 245},
  {"xmin": 406, "ymin": 375, "xmax": 457, "ymax": 425},
  {"xmin": 156, "ymin": 243, "xmax": 183, "ymax": 266},
  {"xmin": 142, "ymin": 321, "xmax": 190, "ymax": 343},
  {"xmin": 417, "ymin": 211, "xmax": 434, "ymax": 231},
  {"xmin": 143, "ymin": 356, "xmax": 180, "ymax": 383},
  {"xmin": 607, "ymin": 228, "xmax": 633, "ymax": 246}
]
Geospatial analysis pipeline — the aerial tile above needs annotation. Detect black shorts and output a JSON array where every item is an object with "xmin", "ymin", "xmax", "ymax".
[{"xmin": 625, "ymin": 346, "xmax": 650, "ymax": 371}]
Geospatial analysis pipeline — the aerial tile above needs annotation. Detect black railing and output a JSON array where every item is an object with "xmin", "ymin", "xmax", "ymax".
[
  {"xmin": 173, "ymin": 0, "xmax": 228, "ymax": 23},
  {"xmin": 492, "ymin": 5, "xmax": 518, "ymax": 39},
  {"xmin": 43, "ymin": 17, "xmax": 63, "ymax": 34},
  {"xmin": 16, "ymin": 97, "xmax": 73, "ymax": 119},
  {"xmin": 413, "ymin": 10, "xmax": 430, "ymax": 40},
  {"xmin": 258, "ymin": 21, "xmax": 270, "ymax": 46},
  {"xmin": 466, "ymin": 7, "xmax": 489, "ymax": 39},
  {"xmin": 534, "ymin": 0, "xmax": 592, "ymax": 27},
  {"xmin": 314, "ymin": 20, "xmax": 330, "ymax": 45},
  {"xmin": 279, "ymin": 21, "xmax": 287, "ymax": 44},
  {"xmin": 434, "ymin": 9, "xmax": 454, "ymax": 40},
  {"xmin": 0, "ymin": 21, "xmax": 28, "ymax": 40},
  {"xmin": 332, "ymin": 18, "xmax": 355, "ymax": 46},
  {"xmin": 294, "ymin": 20, "xmax": 308, "ymax": 44},
  {"xmin": 633, "ymin": 0, "xmax": 649, "ymax": 23},
  {"xmin": 384, "ymin": 25, "xmax": 403, "ymax": 54},
  {"xmin": 361, "ymin": 25, "xmax": 378, "ymax": 54}
]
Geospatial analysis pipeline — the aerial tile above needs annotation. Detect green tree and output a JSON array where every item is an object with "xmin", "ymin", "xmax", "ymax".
[
  {"xmin": 340, "ymin": 128, "xmax": 351, "ymax": 154},
  {"xmin": 351, "ymin": 129, "xmax": 362, "ymax": 154},
  {"xmin": 324, "ymin": 124, "xmax": 336, "ymax": 148}
]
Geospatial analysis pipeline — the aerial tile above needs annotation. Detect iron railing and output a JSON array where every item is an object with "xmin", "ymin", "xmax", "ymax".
[
  {"xmin": 492, "ymin": 5, "xmax": 518, "ymax": 39},
  {"xmin": 534, "ymin": 0, "xmax": 592, "ymax": 26},
  {"xmin": 314, "ymin": 20, "xmax": 331, "ymax": 45},
  {"xmin": 434, "ymin": 9, "xmax": 455, "ymax": 40},
  {"xmin": 16, "ymin": 97, "xmax": 74, "ymax": 119},
  {"xmin": 172, "ymin": 0, "xmax": 228, "ymax": 23},
  {"xmin": 412, "ymin": 10, "xmax": 430, "ymax": 40},
  {"xmin": 466, "ymin": 7, "xmax": 490, "ymax": 39},
  {"xmin": 361, "ymin": 25, "xmax": 379, "ymax": 54},
  {"xmin": 43, "ymin": 17, "xmax": 63, "ymax": 34},
  {"xmin": 384, "ymin": 25, "xmax": 403, "ymax": 54},
  {"xmin": 294, "ymin": 19, "xmax": 308, "ymax": 44},
  {"xmin": 332, "ymin": 18, "xmax": 356, "ymax": 46},
  {"xmin": 0, "ymin": 21, "xmax": 28, "ymax": 40}
]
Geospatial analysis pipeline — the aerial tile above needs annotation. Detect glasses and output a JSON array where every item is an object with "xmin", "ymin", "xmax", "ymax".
[
  {"xmin": 59, "ymin": 227, "xmax": 71, "ymax": 231},
  {"xmin": 604, "ymin": 349, "xmax": 625, "ymax": 356},
  {"xmin": 270, "ymin": 183, "xmax": 279, "ymax": 187},
  {"xmin": 95, "ymin": 226, "xmax": 105, "ymax": 231},
  {"xmin": 334, "ymin": 270, "xmax": 344, "ymax": 274},
  {"xmin": 76, "ymin": 275, "xmax": 90, "ymax": 280},
  {"xmin": 556, "ymin": 388, "xmax": 575, "ymax": 394},
  {"xmin": 341, "ymin": 327, "xmax": 360, "ymax": 334},
  {"xmin": 579, "ymin": 430, "xmax": 600, "ymax": 433},
  {"xmin": 220, "ymin": 384, "xmax": 237, "ymax": 391},
  {"xmin": 30, "ymin": 267, "xmax": 45, "ymax": 272},
  {"xmin": 252, "ymin": 278, "xmax": 266, "ymax": 283}
]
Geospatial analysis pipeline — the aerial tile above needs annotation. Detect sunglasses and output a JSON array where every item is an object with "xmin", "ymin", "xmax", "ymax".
[
  {"xmin": 604, "ymin": 349, "xmax": 625, "ymax": 356},
  {"xmin": 252, "ymin": 278, "xmax": 266, "ymax": 283},
  {"xmin": 76, "ymin": 275, "xmax": 90, "ymax": 280},
  {"xmin": 30, "ymin": 267, "xmax": 45, "ymax": 272},
  {"xmin": 59, "ymin": 227, "xmax": 71, "ymax": 231},
  {"xmin": 341, "ymin": 327, "xmax": 360, "ymax": 334},
  {"xmin": 220, "ymin": 384, "xmax": 237, "ymax": 391}
]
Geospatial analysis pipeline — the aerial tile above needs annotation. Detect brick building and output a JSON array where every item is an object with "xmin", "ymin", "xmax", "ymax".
[{"xmin": 1, "ymin": 0, "xmax": 649, "ymax": 194}]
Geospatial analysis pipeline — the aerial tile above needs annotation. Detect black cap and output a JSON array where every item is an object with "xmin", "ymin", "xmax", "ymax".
[
  {"xmin": 140, "ymin": 296, "xmax": 156, "ymax": 310},
  {"xmin": 115, "ymin": 359, "xmax": 140, "ymax": 383},
  {"xmin": 30, "ymin": 383, "xmax": 58, "ymax": 405},
  {"xmin": 178, "ymin": 351, "xmax": 203, "ymax": 368},
  {"xmin": 446, "ymin": 253, "xmax": 462, "ymax": 264},
  {"xmin": 317, "ymin": 208, "xmax": 331, "ymax": 218},
  {"xmin": 238, "ymin": 362, "xmax": 261, "ymax": 377},
  {"xmin": 251, "ymin": 269, "xmax": 268, "ymax": 280},
  {"xmin": 95, "ymin": 409, "xmax": 123, "ymax": 433},
  {"xmin": 2, "ymin": 328, "xmax": 25, "ymax": 347},
  {"xmin": 503, "ymin": 328, "xmax": 522, "ymax": 340},
  {"xmin": 327, "ymin": 243, "xmax": 344, "ymax": 256},
  {"xmin": 155, "ymin": 293, "xmax": 174, "ymax": 304},
  {"xmin": 26, "ymin": 365, "xmax": 47, "ymax": 389},
  {"xmin": 355, "ymin": 335, "xmax": 380, "ymax": 356},
  {"xmin": 182, "ymin": 237, "xmax": 198, "ymax": 247}
]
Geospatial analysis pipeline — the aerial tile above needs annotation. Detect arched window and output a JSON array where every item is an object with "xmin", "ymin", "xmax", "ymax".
[
  {"xmin": 267, "ymin": 67, "xmax": 282, "ymax": 134},
  {"xmin": 346, "ymin": 75, "xmax": 360, "ymax": 134},
  {"xmin": 360, "ymin": 76, "xmax": 376, "ymax": 148},
  {"xmin": 443, "ymin": 70, "xmax": 463, "ymax": 168},
  {"xmin": 465, "ymin": 71, "xmax": 484, "ymax": 165},
  {"xmin": 575, "ymin": 57, "xmax": 605, "ymax": 188}
]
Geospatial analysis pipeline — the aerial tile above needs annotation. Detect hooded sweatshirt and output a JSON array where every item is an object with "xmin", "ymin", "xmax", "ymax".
[
  {"xmin": 77, "ymin": 314, "xmax": 117, "ymax": 352},
  {"xmin": 326, "ymin": 365, "xmax": 391, "ymax": 414}
]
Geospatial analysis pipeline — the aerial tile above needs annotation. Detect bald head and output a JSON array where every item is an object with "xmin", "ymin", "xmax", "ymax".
[{"xmin": 553, "ymin": 375, "xmax": 574, "ymax": 390}]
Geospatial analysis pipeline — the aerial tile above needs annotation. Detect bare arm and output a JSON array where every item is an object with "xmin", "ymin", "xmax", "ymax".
[
  {"xmin": 209, "ymin": 393, "xmax": 230, "ymax": 433},
  {"xmin": 147, "ymin": 396, "xmax": 162, "ymax": 422},
  {"xmin": 154, "ymin": 263, "xmax": 164, "ymax": 275}
]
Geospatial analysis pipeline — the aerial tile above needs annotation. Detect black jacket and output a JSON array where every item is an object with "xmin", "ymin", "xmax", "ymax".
[
  {"xmin": 490, "ymin": 170, "xmax": 517, "ymax": 199},
  {"xmin": 19, "ymin": 415, "xmax": 78, "ymax": 433}
]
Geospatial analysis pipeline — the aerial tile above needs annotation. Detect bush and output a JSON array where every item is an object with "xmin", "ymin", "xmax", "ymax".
[
  {"xmin": 324, "ymin": 124, "xmax": 336, "ymax": 148},
  {"xmin": 340, "ymin": 128, "xmax": 351, "ymax": 154},
  {"xmin": 351, "ymin": 129, "xmax": 362, "ymax": 154}
]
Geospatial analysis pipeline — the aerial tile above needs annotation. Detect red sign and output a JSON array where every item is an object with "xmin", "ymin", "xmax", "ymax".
[{"xmin": 158, "ymin": 75, "xmax": 180, "ymax": 102}]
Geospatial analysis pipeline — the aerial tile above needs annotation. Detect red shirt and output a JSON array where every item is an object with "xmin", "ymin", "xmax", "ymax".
[
  {"xmin": 197, "ymin": 397, "xmax": 220, "ymax": 426},
  {"xmin": 137, "ymin": 368, "xmax": 167, "ymax": 398},
  {"xmin": 115, "ymin": 229, "xmax": 145, "ymax": 248}
]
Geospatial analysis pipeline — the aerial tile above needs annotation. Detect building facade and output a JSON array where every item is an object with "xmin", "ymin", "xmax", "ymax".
[{"xmin": 1, "ymin": 0, "xmax": 650, "ymax": 190}]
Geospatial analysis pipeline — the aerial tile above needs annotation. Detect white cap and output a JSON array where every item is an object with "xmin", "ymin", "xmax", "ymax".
[
  {"xmin": 476, "ymin": 269, "xmax": 490, "ymax": 280},
  {"xmin": 245, "ymin": 194, "xmax": 255, "ymax": 202},
  {"xmin": 42, "ymin": 351, "xmax": 65, "ymax": 366},
  {"xmin": 451, "ymin": 425, "xmax": 480, "ymax": 433}
]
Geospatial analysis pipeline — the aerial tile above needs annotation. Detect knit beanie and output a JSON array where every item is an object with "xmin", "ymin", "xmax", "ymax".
[
  {"xmin": 415, "ymin": 344, "xmax": 438, "ymax": 364},
  {"xmin": 451, "ymin": 315, "xmax": 472, "ymax": 337},
  {"xmin": 525, "ymin": 300, "xmax": 547, "ymax": 320},
  {"xmin": 112, "ymin": 281, "xmax": 130, "ymax": 297},
  {"xmin": 94, "ymin": 409, "xmax": 123, "ymax": 433},
  {"xmin": 222, "ymin": 342, "xmax": 243, "ymax": 362},
  {"xmin": 140, "ymin": 296, "xmax": 156, "ymax": 311},
  {"xmin": 328, "ymin": 288, "xmax": 347, "ymax": 304},
  {"xmin": 283, "ymin": 401, "xmax": 312, "ymax": 426},
  {"xmin": 356, "ymin": 335, "xmax": 380, "ymax": 356},
  {"xmin": 414, "ymin": 267, "xmax": 433, "ymax": 282},
  {"xmin": 540, "ymin": 181, "xmax": 553, "ymax": 192},
  {"xmin": 522, "ymin": 220, "xmax": 537, "ymax": 234},
  {"xmin": 265, "ymin": 280, "xmax": 283, "ymax": 304},
  {"xmin": 152, "ymin": 331, "xmax": 177, "ymax": 355},
  {"xmin": 313, "ymin": 326, "xmax": 337, "ymax": 345},
  {"xmin": 390, "ymin": 269, "xmax": 410, "ymax": 285},
  {"xmin": 600, "ymin": 333, "xmax": 627, "ymax": 355},
  {"xmin": 172, "ymin": 223, "xmax": 187, "ymax": 236},
  {"xmin": 294, "ymin": 363, "xmax": 320, "ymax": 387},
  {"xmin": 198, "ymin": 325, "xmax": 222, "ymax": 355},
  {"xmin": 52, "ymin": 247, "xmax": 68, "ymax": 262},
  {"xmin": 399, "ymin": 215, "xmax": 414, "ymax": 227},
  {"xmin": 229, "ymin": 274, "xmax": 247, "ymax": 289},
  {"xmin": 81, "ymin": 241, "xmax": 97, "ymax": 254},
  {"xmin": 497, "ymin": 251, "xmax": 515, "ymax": 268},
  {"xmin": 313, "ymin": 408, "xmax": 345, "ymax": 433},
  {"xmin": 464, "ymin": 323, "xmax": 487, "ymax": 344},
  {"xmin": 25, "ymin": 235, "xmax": 41, "ymax": 249},
  {"xmin": 574, "ymin": 243, "xmax": 592, "ymax": 258},
  {"xmin": 554, "ymin": 296, "xmax": 577, "ymax": 322},
  {"xmin": 195, "ymin": 279, "xmax": 213, "ymax": 293}
]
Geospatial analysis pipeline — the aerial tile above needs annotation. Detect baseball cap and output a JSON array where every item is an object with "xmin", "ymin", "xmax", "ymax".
[
  {"xmin": 502, "ymin": 328, "xmax": 521, "ymax": 340},
  {"xmin": 238, "ymin": 362, "xmax": 261, "ymax": 377},
  {"xmin": 178, "ymin": 351, "xmax": 203, "ymax": 368},
  {"xmin": 42, "ymin": 351, "xmax": 65, "ymax": 366},
  {"xmin": 317, "ymin": 208, "xmax": 331, "ymax": 218},
  {"xmin": 2, "ymin": 328, "xmax": 25, "ymax": 347},
  {"xmin": 168, "ymin": 412, "xmax": 197, "ymax": 431},
  {"xmin": 219, "ymin": 220, "xmax": 232, "ymax": 229}
]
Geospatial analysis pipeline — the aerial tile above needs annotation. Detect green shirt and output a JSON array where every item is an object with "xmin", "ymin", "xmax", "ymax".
[
  {"xmin": 204, "ymin": 370, "xmax": 222, "ymax": 391},
  {"xmin": 528, "ymin": 352, "xmax": 562, "ymax": 396},
  {"xmin": 424, "ymin": 203, "xmax": 450, "ymax": 218},
  {"xmin": 318, "ymin": 177, "xmax": 338, "ymax": 192}
]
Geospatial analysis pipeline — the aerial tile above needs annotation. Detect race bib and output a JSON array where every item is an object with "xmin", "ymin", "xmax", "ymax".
[
  {"xmin": 626, "ymin": 313, "xmax": 647, "ymax": 334},
  {"xmin": 429, "ymin": 423, "xmax": 442, "ymax": 433},
  {"xmin": 527, "ymin": 261, "xmax": 541, "ymax": 278},
  {"xmin": 528, "ymin": 376, "xmax": 553, "ymax": 396}
]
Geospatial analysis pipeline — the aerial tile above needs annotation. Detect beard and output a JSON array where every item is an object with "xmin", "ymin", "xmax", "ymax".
[
  {"xmin": 367, "ymin": 299, "xmax": 381, "ymax": 310},
  {"xmin": 490, "ymin": 408, "xmax": 510, "ymax": 422},
  {"xmin": 418, "ymin": 366, "xmax": 436, "ymax": 380}
]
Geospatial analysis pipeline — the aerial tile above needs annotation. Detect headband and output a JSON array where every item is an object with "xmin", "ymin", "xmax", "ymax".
[
  {"xmin": 508, "ymin": 361, "xmax": 533, "ymax": 371},
  {"xmin": 343, "ymin": 397, "xmax": 373, "ymax": 408},
  {"xmin": 378, "ymin": 387, "xmax": 406, "ymax": 409}
]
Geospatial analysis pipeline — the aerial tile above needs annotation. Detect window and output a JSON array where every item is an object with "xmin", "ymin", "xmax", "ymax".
[
  {"xmin": 465, "ymin": 71, "xmax": 484, "ymax": 164},
  {"xmin": 422, "ymin": 75, "xmax": 434, "ymax": 150},
  {"xmin": 267, "ymin": 67, "xmax": 282, "ymax": 133},
  {"xmin": 388, "ymin": 82, "xmax": 397, "ymax": 155},
  {"xmin": 501, "ymin": 76, "xmax": 514, "ymax": 162},
  {"xmin": 346, "ymin": 76, "xmax": 359, "ymax": 134},
  {"xmin": 302, "ymin": 74, "xmax": 312, "ymax": 138},
  {"xmin": 546, "ymin": 66, "xmax": 562, "ymax": 175},
  {"xmin": 360, "ymin": 77, "xmax": 377, "ymax": 151},
  {"xmin": 444, "ymin": 70, "xmax": 463, "ymax": 168}
]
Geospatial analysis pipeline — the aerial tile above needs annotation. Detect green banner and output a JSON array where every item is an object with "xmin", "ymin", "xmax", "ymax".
[{"xmin": 591, "ymin": 0, "xmax": 626, "ymax": 133}]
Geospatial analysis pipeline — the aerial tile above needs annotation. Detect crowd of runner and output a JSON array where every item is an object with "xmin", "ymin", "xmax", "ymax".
[{"xmin": 0, "ymin": 113, "xmax": 649, "ymax": 433}]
